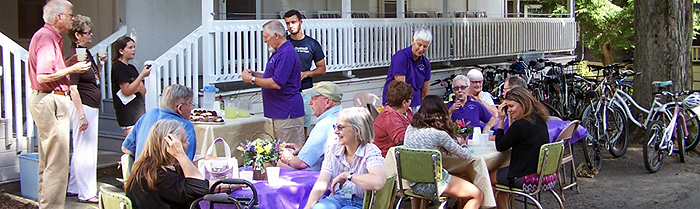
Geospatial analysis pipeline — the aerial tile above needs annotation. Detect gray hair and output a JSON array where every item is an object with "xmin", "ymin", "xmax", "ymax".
[
  {"xmin": 338, "ymin": 107, "xmax": 374, "ymax": 144},
  {"xmin": 466, "ymin": 69, "xmax": 484, "ymax": 80},
  {"xmin": 43, "ymin": 0, "xmax": 73, "ymax": 24},
  {"xmin": 413, "ymin": 26, "xmax": 433, "ymax": 43},
  {"xmin": 263, "ymin": 20, "xmax": 286, "ymax": 37},
  {"xmin": 161, "ymin": 84, "xmax": 194, "ymax": 112},
  {"xmin": 452, "ymin": 74, "xmax": 470, "ymax": 87},
  {"xmin": 68, "ymin": 14, "xmax": 93, "ymax": 44},
  {"xmin": 506, "ymin": 76, "xmax": 527, "ymax": 88}
]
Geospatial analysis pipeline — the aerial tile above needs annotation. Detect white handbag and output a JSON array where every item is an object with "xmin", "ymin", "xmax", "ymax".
[{"xmin": 198, "ymin": 138, "xmax": 239, "ymax": 180}]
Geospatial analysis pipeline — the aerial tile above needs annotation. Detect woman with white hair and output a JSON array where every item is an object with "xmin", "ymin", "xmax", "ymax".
[
  {"xmin": 447, "ymin": 75, "xmax": 493, "ymax": 130},
  {"xmin": 466, "ymin": 69, "xmax": 498, "ymax": 116},
  {"xmin": 305, "ymin": 107, "xmax": 387, "ymax": 209},
  {"xmin": 382, "ymin": 26, "xmax": 433, "ymax": 110}
]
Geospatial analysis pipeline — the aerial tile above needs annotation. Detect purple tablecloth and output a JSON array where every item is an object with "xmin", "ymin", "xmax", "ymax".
[
  {"xmin": 547, "ymin": 120, "xmax": 589, "ymax": 144},
  {"xmin": 199, "ymin": 167, "xmax": 319, "ymax": 209}
]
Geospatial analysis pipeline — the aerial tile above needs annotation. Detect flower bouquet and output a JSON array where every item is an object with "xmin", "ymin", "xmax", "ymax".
[
  {"xmin": 453, "ymin": 119, "xmax": 473, "ymax": 144},
  {"xmin": 237, "ymin": 137, "xmax": 284, "ymax": 180}
]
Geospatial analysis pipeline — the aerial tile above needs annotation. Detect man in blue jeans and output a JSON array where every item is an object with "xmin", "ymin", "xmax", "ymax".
[{"xmin": 284, "ymin": 9, "xmax": 327, "ymax": 138}]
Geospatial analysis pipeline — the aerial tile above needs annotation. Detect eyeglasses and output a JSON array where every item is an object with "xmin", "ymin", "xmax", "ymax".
[
  {"xmin": 333, "ymin": 124, "xmax": 347, "ymax": 131},
  {"xmin": 60, "ymin": 13, "xmax": 76, "ymax": 18},
  {"xmin": 80, "ymin": 30, "xmax": 93, "ymax": 35},
  {"xmin": 470, "ymin": 80, "xmax": 483, "ymax": 84},
  {"xmin": 452, "ymin": 86, "xmax": 468, "ymax": 91},
  {"xmin": 180, "ymin": 102, "xmax": 195, "ymax": 107}
]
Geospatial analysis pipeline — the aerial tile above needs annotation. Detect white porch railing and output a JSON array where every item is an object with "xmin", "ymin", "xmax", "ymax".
[
  {"xmin": 151, "ymin": 18, "xmax": 576, "ymax": 108},
  {"xmin": 0, "ymin": 32, "xmax": 30, "ymax": 150},
  {"xmin": 0, "ymin": 26, "xmax": 126, "ymax": 152}
]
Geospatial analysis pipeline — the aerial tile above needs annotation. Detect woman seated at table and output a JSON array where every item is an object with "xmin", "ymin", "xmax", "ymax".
[
  {"xmin": 305, "ymin": 107, "xmax": 387, "ymax": 209},
  {"xmin": 374, "ymin": 80, "xmax": 414, "ymax": 157},
  {"xmin": 447, "ymin": 75, "xmax": 492, "ymax": 130},
  {"xmin": 491, "ymin": 87, "xmax": 550, "ymax": 209},
  {"xmin": 125, "ymin": 119, "xmax": 235, "ymax": 209},
  {"xmin": 404, "ymin": 95, "xmax": 484, "ymax": 209}
]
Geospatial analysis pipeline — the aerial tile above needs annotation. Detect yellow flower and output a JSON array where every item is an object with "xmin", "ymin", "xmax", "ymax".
[
  {"xmin": 256, "ymin": 145, "xmax": 264, "ymax": 154},
  {"xmin": 264, "ymin": 144, "xmax": 272, "ymax": 154},
  {"xmin": 237, "ymin": 146, "xmax": 245, "ymax": 152}
]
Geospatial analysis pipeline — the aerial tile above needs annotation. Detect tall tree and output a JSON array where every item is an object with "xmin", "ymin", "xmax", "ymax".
[
  {"xmin": 634, "ymin": 0, "xmax": 693, "ymax": 111},
  {"xmin": 576, "ymin": 0, "xmax": 634, "ymax": 65}
]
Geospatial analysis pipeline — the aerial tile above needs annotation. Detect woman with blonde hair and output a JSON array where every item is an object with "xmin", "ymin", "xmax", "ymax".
[{"xmin": 125, "ymin": 119, "xmax": 208, "ymax": 209}]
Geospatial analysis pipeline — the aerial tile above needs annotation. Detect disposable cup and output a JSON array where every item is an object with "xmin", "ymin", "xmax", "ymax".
[
  {"xmin": 240, "ymin": 171, "xmax": 254, "ymax": 182},
  {"xmin": 266, "ymin": 167, "xmax": 281, "ymax": 185},
  {"xmin": 480, "ymin": 134, "xmax": 489, "ymax": 147},
  {"xmin": 76, "ymin": 48, "xmax": 87, "ymax": 62}
]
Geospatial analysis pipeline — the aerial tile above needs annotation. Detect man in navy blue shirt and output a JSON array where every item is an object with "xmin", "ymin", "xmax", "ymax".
[
  {"xmin": 121, "ymin": 84, "xmax": 197, "ymax": 160},
  {"xmin": 284, "ymin": 9, "xmax": 327, "ymax": 139}
]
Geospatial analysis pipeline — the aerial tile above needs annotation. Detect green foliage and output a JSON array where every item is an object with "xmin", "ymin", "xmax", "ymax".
[{"xmin": 575, "ymin": 0, "xmax": 634, "ymax": 58}]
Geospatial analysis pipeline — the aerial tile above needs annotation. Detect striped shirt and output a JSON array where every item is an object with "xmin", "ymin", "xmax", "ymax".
[{"xmin": 320, "ymin": 143, "xmax": 385, "ymax": 197}]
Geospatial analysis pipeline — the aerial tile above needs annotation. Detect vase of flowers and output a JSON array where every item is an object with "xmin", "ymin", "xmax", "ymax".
[
  {"xmin": 236, "ymin": 132, "xmax": 284, "ymax": 180},
  {"xmin": 453, "ymin": 119, "xmax": 473, "ymax": 144}
]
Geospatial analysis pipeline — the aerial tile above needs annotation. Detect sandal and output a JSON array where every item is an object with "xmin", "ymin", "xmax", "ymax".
[{"xmin": 78, "ymin": 197, "xmax": 99, "ymax": 204}]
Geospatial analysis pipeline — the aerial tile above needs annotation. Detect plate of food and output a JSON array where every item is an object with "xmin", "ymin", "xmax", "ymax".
[{"xmin": 190, "ymin": 109, "xmax": 225, "ymax": 124}]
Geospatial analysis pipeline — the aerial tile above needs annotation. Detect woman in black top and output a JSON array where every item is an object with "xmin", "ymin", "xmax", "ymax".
[
  {"xmin": 125, "ymin": 119, "xmax": 208, "ymax": 209},
  {"xmin": 65, "ymin": 14, "xmax": 105, "ymax": 203},
  {"xmin": 111, "ymin": 36, "xmax": 150, "ymax": 136},
  {"xmin": 491, "ymin": 87, "xmax": 549, "ymax": 209}
]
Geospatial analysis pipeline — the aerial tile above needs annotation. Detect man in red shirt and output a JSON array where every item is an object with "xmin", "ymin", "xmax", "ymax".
[{"xmin": 27, "ymin": 1, "xmax": 90, "ymax": 208}]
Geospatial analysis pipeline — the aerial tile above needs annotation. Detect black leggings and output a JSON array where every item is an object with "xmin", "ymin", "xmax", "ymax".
[{"xmin": 496, "ymin": 167, "xmax": 524, "ymax": 189}]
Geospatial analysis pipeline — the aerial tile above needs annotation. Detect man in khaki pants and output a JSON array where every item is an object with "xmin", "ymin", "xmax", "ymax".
[{"xmin": 27, "ymin": 0, "xmax": 90, "ymax": 208}]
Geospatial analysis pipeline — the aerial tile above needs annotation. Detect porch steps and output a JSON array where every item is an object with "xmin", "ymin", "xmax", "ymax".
[{"xmin": 98, "ymin": 99, "xmax": 126, "ymax": 152}]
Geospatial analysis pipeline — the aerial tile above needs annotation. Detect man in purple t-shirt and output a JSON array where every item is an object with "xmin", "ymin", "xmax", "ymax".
[
  {"xmin": 447, "ymin": 75, "xmax": 492, "ymax": 129},
  {"xmin": 382, "ymin": 26, "xmax": 433, "ymax": 109},
  {"xmin": 242, "ymin": 20, "xmax": 305, "ymax": 145}
]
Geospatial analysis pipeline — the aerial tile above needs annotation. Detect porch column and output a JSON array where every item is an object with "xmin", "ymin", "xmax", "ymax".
[
  {"xmin": 515, "ymin": 0, "xmax": 520, "ymax": 17},
  {"xmin": 202, "ymin": 0, "xmax": 214, "ymax": 90},
  {"xmin": 568, "ymin": 0, "xmax": 574, "ymax": 18},
  {"xmin": 443, "ymin": 0, "xmax": 448, "ymax": 18},
  {"xmin": 342, "ymin": 0, "xmax": 351, "ymax": 18},
  {"xmin": 256, "ymin": 0, "xmax": 261, "ymax": 19},
  {"xmin": 397, "ymin": 0, "xmax": 405, "ymax": 18}
]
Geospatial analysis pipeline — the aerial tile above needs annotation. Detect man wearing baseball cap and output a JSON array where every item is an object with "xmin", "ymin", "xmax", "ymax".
[{"xmin": 278, "ymin": 81, "xmax": 343, "ymax": 170}]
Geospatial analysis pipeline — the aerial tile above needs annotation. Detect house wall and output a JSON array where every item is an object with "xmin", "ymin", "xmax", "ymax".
[
  {"xmin": 259, "ymin": 0, "xmax": 372, "ymax": 18},
  {"xmin": 123, "ymin": 0, "xmax": 201, "ymax": 67},
  {"xmin": 468, "ymin": 0, "xmax": 505, "ymax": 17},
  {"xmin": 0, "ymin": 0, "xmax": 117, "ymax": 50},
  {"xmin": 410, "ymin": 0, "xmax": 467, "ymax": 14}
]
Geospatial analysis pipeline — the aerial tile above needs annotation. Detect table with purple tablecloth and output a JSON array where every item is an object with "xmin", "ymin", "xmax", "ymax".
[
  {"xmin": 200, "ymin": 167, "xmax": 319, "ymax": 209},
  {"xmin": 547, "ymin": 119, "xmax": 589, "ymax": 143}
]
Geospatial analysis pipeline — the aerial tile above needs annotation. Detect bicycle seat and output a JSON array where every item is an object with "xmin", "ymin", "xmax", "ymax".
[{"xmin": 652, "ymin": 81, "xmax": 673, "ymax": 87}]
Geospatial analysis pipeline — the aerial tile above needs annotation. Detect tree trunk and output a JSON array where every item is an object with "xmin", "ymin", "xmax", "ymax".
[
  {"xmin": 600, "ymin": 43, "xmax": 614, "ymax": 65},
  {"xmin": 633, "ymin": 0, "xmax": 692, "ymax": 142}
]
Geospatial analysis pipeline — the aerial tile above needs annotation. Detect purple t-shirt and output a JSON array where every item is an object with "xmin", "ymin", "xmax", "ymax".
[
  {"xmin": 446, "ymin": 97, "xmax": 493, "ymax": 130},
  {"xmin": 261, "ymin": 41, "xmax": 304, "ymax": 119},
  {"xmin": 382, "ymin": 46, "xmax": 431, "ymax": 107}
]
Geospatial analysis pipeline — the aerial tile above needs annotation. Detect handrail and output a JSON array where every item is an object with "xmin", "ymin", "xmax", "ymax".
[{"xmin": 0, "ymin": 31, "xmax": 30, "ymax": 151}]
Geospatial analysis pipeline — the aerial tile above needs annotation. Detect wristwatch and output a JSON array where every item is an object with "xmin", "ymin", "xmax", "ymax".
[
  {"xmin": 347, "ymin": 172, "xmax": 354, "ymax": 181},
  {"xmin": 250, "ymin": 77, "xmax": 256, "ymax": 85}
]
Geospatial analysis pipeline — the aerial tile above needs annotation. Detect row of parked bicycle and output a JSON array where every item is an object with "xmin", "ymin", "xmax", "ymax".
[{"xmin": 432, "ymin": 58, "xmax": 700, "ymax": 173}]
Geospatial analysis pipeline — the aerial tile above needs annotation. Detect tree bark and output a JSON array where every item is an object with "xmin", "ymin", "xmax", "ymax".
[
  {"xmin": 600, "ymin": 43, "xmax": 614, "ymax": 65},
  {"xmin": 634, "ymin": 0, "xmax": 693, "ymax": 109},
  {"xmin": 633, "ymin": 0, "xmax": 692, "ymax": 143}
]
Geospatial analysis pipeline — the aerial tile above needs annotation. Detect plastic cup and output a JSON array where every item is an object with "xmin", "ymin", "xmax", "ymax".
[
  {"xmin": 480, "ymin": 134, "xmax": 489, "ymax": 147},
  {"xmin": 76, "ymin": 48, "xmax": 87, "ymax": 62},
  {"xmin": 266, "ymin": 167, "xmax": 281, "ymax": 185},
  {"xmin": 240, "ymin": 171, "xmax": 254, "ymax": 182}
]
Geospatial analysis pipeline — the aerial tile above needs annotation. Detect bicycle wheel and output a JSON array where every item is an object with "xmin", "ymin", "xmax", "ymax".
[
  {"xmin": 581, "ymin": 106, "xmax": 603, "ymax": 171},
  {"xmin": 676, "ymin": 117, "xmax": 686, "ymax": 163},
  {"xmin": 606, "ymin": 103, "xmax": 629, "ymax": 157},
  {"xmin": 643, "ymin": 121, "xmax": 664, "ymax": 173},
  {"xmin": 668, "ymin": 106, "xmax": 700, "ymax": 152}
]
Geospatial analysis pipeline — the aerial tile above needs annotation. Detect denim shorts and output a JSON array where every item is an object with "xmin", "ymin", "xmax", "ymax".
[{"xmin": 409, "ymin": 168, "xmax": 451, "ymax": 197}]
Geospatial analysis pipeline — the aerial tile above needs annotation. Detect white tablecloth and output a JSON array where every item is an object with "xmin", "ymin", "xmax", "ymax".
[
  {"xmin": 384, "ymin": 141, "xmax": 510, "ymax": 208},
  {"xmin": 194, "ymin": 115, "xmax": 274, "ymax": 165}
]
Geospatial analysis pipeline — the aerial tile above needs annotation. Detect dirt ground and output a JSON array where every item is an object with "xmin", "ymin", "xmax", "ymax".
[{"xmin": 535, "ymin": 143, "xmax": 700, "ymax": 209}]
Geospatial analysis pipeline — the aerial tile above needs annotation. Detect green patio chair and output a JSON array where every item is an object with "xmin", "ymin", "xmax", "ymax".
[
  {"xmin": 555, "ymin": 120, "xmax": 581, "ymax": 201},
  {"xmin": 362, "ymin": 173, "xmax": 397, "ymax": 209},
  {"xmin": 99, "ymin": 184, "xmax": 132, "ymax": 209},
  {"xmin": 119, "ymin": 154, "xmax": 134, "ymax": 182},
  {"xmin": 494, "ymin": 140, "xmax": 565, "ymax": 209},
  {"xmin": 394, "ymin": 147, "xmax": 450, "ymax": 209}
]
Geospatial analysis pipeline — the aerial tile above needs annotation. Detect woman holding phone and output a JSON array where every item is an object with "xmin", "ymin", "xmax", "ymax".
[{"xmin": 111, "ymin": 36, "xmax": 150, "ymax": 136}]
